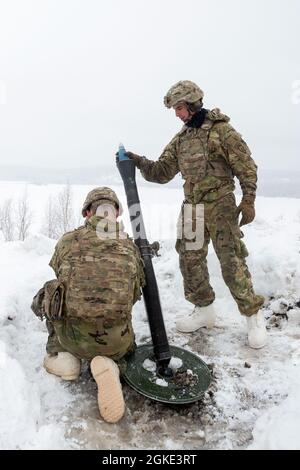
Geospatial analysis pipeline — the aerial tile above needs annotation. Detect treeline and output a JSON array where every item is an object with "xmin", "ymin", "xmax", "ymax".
[{"xmin": 0, "ymin": 185, "xmax": 80, "ymax": 242}]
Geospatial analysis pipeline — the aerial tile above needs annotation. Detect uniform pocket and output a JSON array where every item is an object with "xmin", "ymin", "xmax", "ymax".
[
  {"xmin": 239, "ymin": 239, "xmax": 249, "ymax": 258},
  {"xmin": 232, "ymin": 227, "xmax": 249, "ymax": 258}
]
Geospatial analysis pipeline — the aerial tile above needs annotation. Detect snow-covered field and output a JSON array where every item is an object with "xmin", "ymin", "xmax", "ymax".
[{"xmin": 0, "ymin": 182, "xmax": 300, "ymax": 450}]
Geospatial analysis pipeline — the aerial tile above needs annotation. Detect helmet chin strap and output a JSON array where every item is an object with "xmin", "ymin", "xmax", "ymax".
[{"xmin": 185, "ymin": 106, "xmax": 195, "ymax": 122}]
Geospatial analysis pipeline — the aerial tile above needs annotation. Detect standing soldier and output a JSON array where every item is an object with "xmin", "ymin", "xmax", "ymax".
[
  {"xmin": 126, "ymin": 80, "xmax": 266, "ymax": 349},
  {"xmin": 32, "ymin": 187, "xmax": 145, "ymax": 423}
]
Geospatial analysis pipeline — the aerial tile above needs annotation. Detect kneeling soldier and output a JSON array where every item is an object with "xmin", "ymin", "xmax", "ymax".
[{"xmin": 32, "ymin": 187, "xmax": 145, "ymax": 423}]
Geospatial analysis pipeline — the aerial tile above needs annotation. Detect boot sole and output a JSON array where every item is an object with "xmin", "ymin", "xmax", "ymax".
[
  {"xmin": 61, "ymin": 374, "xmax": 80, "ymax": 380},
  {"xmin": 90, "ymin": 356, "xmax": 125, "ymax": 424}
]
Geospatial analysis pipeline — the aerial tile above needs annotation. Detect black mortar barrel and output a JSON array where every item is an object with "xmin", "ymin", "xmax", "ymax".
[{"xmin": 116, "ymin": 152, "xmax": 171, "ymax": 374}]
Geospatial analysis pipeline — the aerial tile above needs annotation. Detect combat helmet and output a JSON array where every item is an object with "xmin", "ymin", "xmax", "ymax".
[
  {"xmin": 164, "ymin": 80, "xmax": 204, "ymax": 109},
  {"xmin": 82, "ymin": 187, "xmax": 123, "ymax": 217}
]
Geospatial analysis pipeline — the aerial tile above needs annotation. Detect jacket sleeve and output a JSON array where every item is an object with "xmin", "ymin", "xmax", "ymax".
[
  {"xmin": 49, "ymin": 244, "xmax": 60, "ymax": 277},
  {"xmin": 220, "ymin": 123, "xmax": 258, "ymax": 201},
  {"xmin": 135, "ymin": 135, "xmax": 180, "ymax": 184},
  {"xmin": 49, "ymin": 235, "xmax": 71, "ymax": 278},
  {"xmin": 49, "ymin": 228, "xmax": 77, "ymax": 279}
]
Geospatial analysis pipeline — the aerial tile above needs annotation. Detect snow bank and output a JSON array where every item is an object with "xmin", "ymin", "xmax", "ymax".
[
  {"xmin": 0, "ymin": 182, "xmax": 300, "ymax": 449},
  {"xmin": 249, "ymin": 371, "xmax": 300, "ymax": 450},
  {"xmin": 0, "ymin": 234, "xmax": 74, "ymax": 449}
]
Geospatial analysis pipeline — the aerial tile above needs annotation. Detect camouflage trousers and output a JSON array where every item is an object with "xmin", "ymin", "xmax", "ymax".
[
  {"xmin": 46, "ymin": 317, "xmax": 135, "ymax": 373},
  {"xmin": 175, "ymin": 193, "xmax": 264, "ymax": 316}
]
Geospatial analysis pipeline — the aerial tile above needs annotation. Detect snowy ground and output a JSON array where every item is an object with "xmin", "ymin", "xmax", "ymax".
[{"xmin": 0, "ymin": 182, "xmax": 300, "ymax": 450}]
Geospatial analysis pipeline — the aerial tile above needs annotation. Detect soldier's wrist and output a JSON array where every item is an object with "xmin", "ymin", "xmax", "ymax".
[
  {"xmin": 242, "ymin": 194, "xmax": 255, "ymax": 205},
  {"xmin": 135, "ymin": 156, "xmax": 147, "ymax": 169}
]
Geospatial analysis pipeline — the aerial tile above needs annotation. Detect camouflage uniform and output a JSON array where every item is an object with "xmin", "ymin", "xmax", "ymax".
[
  {"xmin": 134, "ymin": 107, "xmax": 264, "ymax": 316},
  {"xmin": 46, "ymin": 201, "xmax": 145, "ymax": 363}
]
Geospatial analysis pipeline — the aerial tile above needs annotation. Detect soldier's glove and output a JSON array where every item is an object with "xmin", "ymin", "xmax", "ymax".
[
  {"xmin": 149, "ymin": 241, "xmax": 160, "ymax": 257},
  {"xmin": 237, "ymin": 196, "xmax": 255, "ymax": 227},
  {"xmin": 125, "ymin": 151, "xmax": 144, "ymax": 165},
  {"xmin": 115, "ymin": 150, "xmax": 143, "ymax": 165}
]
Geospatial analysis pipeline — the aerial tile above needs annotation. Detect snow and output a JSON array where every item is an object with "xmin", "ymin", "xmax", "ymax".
[
  {"xmin": 169, "ymin": 357, "xmax": 183, "ymax": 371},
  {"xmin": 0, "ymin": 181, "xmax": 300, "ymax": 450},
  {"xmin": 155, "ymin": 378, "xmax": 168, "ymax": 388},
  {"xmin": 143, "ymin": 357, "xmax": 183, "ymax": 376},
  {"xmin": 249, "ymin": 374, "xmax": 300, "ymax": 450},
  {"xmin": 142, "ymin": 358, "xmax": 156, "ymax": 373}
]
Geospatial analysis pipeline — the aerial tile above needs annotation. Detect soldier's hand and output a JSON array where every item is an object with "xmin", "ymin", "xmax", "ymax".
[
  {"xmin": 125, "ymin": 151, "xmax": 143, "ymax": 164},
  {"xmin": 237, "ymin": 198, "xmax": 255, "ymax": 227},
  {"xmin": 149, "ymin": 241, "xmax": 160, "ymax": 257},
  {"xmin": 115, "ymin": 150, "xmax": 144, "ymax": 167}
]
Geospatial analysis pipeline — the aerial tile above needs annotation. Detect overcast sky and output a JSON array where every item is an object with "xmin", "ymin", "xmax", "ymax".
[{"xmin": 0, "ymin": 0, "xmax": 299, "ymax": 171}]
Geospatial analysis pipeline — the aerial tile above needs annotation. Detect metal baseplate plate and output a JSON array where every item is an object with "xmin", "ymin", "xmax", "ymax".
[{"xmin": 123, "ymin": 344, "xmax": 212, "ymax": 404}]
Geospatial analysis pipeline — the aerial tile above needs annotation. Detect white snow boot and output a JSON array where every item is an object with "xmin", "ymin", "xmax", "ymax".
[
  {"xmin": 43, "ymin": 352, "xmax": 81, "ymax": 380},
  {"xmin": 247, "ymin": 310, "xmax": 267, "ymax": 349},
  {"xmin": 90, "ymin": 356, "xmax": 125, "ymax": 424},
  {"xmin": 176, "ymin": 304, "xmax": 216, "ymax": 333}
]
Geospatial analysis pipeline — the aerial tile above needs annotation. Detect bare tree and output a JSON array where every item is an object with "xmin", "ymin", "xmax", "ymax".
[
  {"xmin": 16, "ymin": 190, "xmax": 32, "ymax": 241},
  {"xmin": 42, "ymin": 195, "xmax": 59, "ymax": 239},
  {"xmin": 58, "ymin": 184, "xmax": 74, "ymax": 234},
  {"xmin": 42, "ymin": 185, "xmax": 75, "ymax": 239},
  {"xmin": 0, "ymin": 199, "xmax": 15, "ymax": 241}
]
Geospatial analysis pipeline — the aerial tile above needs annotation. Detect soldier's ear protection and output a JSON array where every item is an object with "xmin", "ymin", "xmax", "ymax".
[{"xmin": 187, "ymin": 99, "xmax": 203, "ymax": 114}]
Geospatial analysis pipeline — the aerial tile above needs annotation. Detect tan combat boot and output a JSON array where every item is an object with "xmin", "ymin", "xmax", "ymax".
[
  {"xmin": 176, "ymin": 304, "xmax": 216, "ymax": 333},
  {"xmin": 247, "ymin": 310, "xmax": 267, "ymax": 349},
  {"xmin": 43, "ymin": 352, "xmax": 81, "ymax": 380},
  {"xmin": 90, "ymin": 356, "xmax": 125, "ymax": 424}
]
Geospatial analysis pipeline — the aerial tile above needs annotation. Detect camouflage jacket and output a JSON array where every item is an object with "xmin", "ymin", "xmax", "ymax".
[
  {"xmin": 135, "ymin": 109, "xmax": 258, "ymax": 203},
  {"xmin": 50, "ymin": 215, "xmax": 145, "ymax": 324}
]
